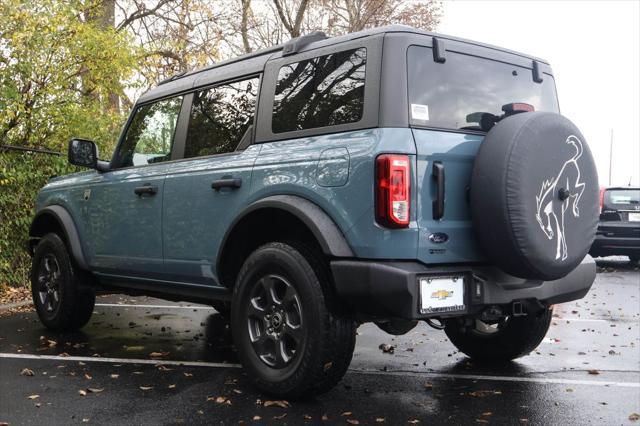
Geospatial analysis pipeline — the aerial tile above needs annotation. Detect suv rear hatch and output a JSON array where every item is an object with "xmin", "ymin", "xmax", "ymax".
[
  {"xmin": 407, "ymin": 45, "xmax": 560, "ymax": 265},
  {"xmin": 599, "ymin": 188, "xmax": 640, "ymax": 237}
]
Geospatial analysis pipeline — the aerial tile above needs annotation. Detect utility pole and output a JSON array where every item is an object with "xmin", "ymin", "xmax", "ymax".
[{"xmin": 608, "ymin": 128, "xmax": 613, "ymax": 186}]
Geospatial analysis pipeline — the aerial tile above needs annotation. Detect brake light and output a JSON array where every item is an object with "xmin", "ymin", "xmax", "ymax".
[
  {"xmin": 502, "ymin": 103, "xmax": 535, "ymax": 113},
  {"xmin": 599, "ymin": 187, "xmax": 606, "ymax": 212},
  {"xmin": 376, "ymin": 154, "xmax": 410, "ymax": 228}
]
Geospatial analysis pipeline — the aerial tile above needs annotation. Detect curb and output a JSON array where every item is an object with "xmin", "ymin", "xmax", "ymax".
[{"xmin": 0, "ymin": 300, "xmax": 32, "ymax": 311}]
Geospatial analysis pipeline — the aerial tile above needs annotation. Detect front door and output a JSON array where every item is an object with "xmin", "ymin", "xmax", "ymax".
[{"xmin": 81, "ymin": 95, "xmax": 184, "ymax": 278}]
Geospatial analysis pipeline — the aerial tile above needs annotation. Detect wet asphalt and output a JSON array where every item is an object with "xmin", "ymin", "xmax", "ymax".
[{"xmin": 0, "ymin": 258, "xmax": 638, "ymax": 425}]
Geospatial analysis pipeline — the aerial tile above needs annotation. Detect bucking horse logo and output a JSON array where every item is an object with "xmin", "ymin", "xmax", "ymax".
[{"xmin": 535, "ymin": 135, "xmax": 585, "ymax": 261}]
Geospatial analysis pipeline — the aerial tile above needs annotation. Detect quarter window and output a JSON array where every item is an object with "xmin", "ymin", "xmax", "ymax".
[
  {"xmin": 185, "ymin": 77, "xmax": 259, "ymax": 158},
  {"xmin": 272, "ymin": 48, "xmax": 366, "ymax": 133},
  {"xmin": 113, "ymin": 96, "xmax": 183, "ymax": 168}
]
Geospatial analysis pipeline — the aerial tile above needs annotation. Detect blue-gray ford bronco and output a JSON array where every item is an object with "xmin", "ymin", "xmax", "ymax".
[{"xmin": 28, "ymin": 25, "xmax": 600, "ymax": 398}]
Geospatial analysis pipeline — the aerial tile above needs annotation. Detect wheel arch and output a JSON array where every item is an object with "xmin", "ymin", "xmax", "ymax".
[
  {"xmin": 29, "ymin": 205, "xmax": 89, "ymax": 270},
  {"xmin": 216, "ymin": 195, "xmax": 353, "ymax": 287}
]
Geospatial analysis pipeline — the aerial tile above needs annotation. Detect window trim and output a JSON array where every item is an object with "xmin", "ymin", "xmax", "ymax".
[{"xmin": 255, "ymin": 34, "xmax": 383, "ymax": 144}]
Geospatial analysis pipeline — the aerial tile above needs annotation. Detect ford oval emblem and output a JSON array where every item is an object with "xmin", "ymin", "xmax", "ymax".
[{"xmin": 428, "ymin": 232, "xmax": 449, "ymax": 244}]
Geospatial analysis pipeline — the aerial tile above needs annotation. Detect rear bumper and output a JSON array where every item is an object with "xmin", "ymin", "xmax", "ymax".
[
  {"xmin": 590, "ymin": 234, "xmax": 640, "ymax": 257},
  {"xmin": 331, "ymin": 256, "xmax": 596, "ymax": 320}
]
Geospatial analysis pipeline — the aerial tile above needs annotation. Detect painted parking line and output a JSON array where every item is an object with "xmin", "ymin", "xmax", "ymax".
[
  {"xmin": 349, "ymin": 369, "xmax": 640, "ymax": 388},
  {"xmin": 93, "ymin": 304, "xmax": 633, "ymax": 324},
  {"xmin": 0, "ymin": 353, "xmax": 240, "ymax": 368},
  {"xmin": 95, "ymin": 303, "xmax": 214, "ymax": 310},
  {"xmin": 1, "ymin": 353, "xmax": 638, "ymax": 388}
]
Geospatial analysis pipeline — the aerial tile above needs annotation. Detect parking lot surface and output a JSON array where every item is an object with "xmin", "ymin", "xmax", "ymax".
[{"xmin": 1, "ymin": 258, "xmax": 638, "ymax": 425}]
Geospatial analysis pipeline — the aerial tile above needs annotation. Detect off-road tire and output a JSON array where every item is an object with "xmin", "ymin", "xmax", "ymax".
[
  {"xmin": 444, "ymin": 308, "xmax": 553, "ymax": 363},
  {"xmin": 231, "ymin": 242, "xmax": 356, "ymax": 399},
  {"xmin": 31, "ymin": 233, "xmax": 95, "ymax": 331}
]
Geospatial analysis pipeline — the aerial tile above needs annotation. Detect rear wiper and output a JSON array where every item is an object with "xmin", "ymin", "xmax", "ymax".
[{"xmin": 465, "ymin": 103, "xmax": 535, "ymax": 132}]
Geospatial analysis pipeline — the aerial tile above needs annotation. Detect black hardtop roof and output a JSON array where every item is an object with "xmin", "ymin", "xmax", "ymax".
[{"xmin": 138, "ymin": 24, "xmax": 550, "ymax": 104}]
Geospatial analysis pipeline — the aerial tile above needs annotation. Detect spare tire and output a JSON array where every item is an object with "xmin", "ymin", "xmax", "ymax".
[{"xmin": 470, "ymin": 112, "xmax": 599, "ymax": 281}]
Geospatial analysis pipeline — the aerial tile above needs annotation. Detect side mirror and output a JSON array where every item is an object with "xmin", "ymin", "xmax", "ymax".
[
  {"xmin": 68, "ymin": 138, "xmax": 98, "ymax": 169},
  {"xmin": 68, "ymin": 138, "xmax": 109, "ymax": 171}
]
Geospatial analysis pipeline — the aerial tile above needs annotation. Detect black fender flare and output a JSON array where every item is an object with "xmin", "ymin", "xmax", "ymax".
[
  {"xmin": 29, "ymin": 205, "xmax": 89, "ymax": 270},
  {"xmin": 216, "ymin": 195, "xmax": 353, "ymax": 272}
]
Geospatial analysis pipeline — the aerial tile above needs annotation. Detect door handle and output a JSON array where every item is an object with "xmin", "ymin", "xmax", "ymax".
[
  {"xmin": 211, "ymin": 178, "xmax": 242, "ymax": 191},
  {"xmin": 432, "ymin": 161, "xmax": 445, "ymax": 220},
  {"xmin": 134, "ymin": 184, "xmax": 158, "ymax": 197}
]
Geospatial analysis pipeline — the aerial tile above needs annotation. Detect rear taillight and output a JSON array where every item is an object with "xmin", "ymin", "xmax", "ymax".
[
  {"xmin": 376, "ymin": 154, "xmax": 410, "ymax": 228},
  {"xmin": 599, "ymin": 187, "xmax": 606, "ymax": 212}
]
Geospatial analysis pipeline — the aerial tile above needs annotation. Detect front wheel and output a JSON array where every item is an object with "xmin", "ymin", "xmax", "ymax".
[
  {"xmin": 31, "ymin": 233, "xmax": 95, "ymax": 331},
  {"xmin": 444, "ymin": 307, "xmax": 553, "ymax": 363},
  {"xmin": 231, "ymin": 242, "xmax": 355, "ymax": 399}
]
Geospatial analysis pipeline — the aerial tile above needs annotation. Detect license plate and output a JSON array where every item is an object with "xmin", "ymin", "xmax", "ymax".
[
  {"xmin": 419, "ymin": 276, "xmax": 465, "ymax": 314},
  {"xmin": 629, "ymin": 212, "xmax": 640, "ymax": 222}
]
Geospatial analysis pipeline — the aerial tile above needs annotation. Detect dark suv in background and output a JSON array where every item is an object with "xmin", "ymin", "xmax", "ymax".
[{"xmin": 590, "ymin": 187, "xmax": 640, "ymax": 263}]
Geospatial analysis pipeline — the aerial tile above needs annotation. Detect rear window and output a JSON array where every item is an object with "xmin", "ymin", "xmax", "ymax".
[
  {"xmin": 407, "ymin": 46, "xmax": 559, "ymax": 132},
  {"xmin": 605, "ymin": 189, "xmax": 640, "ymax": 206},
  {"xmin": 272, "ymin": 48, "xmax": 366, "ymax": 133}
]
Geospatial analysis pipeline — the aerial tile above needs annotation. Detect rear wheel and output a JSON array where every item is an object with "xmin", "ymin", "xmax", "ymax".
[
  {"xmin": 444, "ymin": 308, "xmax": 552, "ymax": 363},
  {"xmin": 231, "ymin": 242, "xmax": 355, "ymax": 398},
  {"xmin": 31, "ymin": 233, "xmax": 95, "ymax": 331}
]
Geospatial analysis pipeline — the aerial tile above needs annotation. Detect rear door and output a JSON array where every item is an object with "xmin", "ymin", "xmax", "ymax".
[
  {"xmin": 162, "ymin": 76, "xmax": 261, "ymax": 285},
  {"xmin": 406, "ymin": 45, "xmax": 560, "ymax": 265}
]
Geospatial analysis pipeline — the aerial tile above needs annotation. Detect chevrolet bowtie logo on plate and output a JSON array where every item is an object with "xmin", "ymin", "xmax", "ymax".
[{"xmin": 431, "ymin": 289, "xmax": 454, "ymax": 300}]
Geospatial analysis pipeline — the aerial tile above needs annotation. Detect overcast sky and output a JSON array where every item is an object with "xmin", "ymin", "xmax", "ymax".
[{"xmin": 438, "ymin": 0, "xmax": 640, "ymax": 187}]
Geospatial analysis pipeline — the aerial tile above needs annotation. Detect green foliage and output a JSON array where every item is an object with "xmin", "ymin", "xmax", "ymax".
[
  {"xmin": 0, "ymin": 0, "xmax": 134, "ymax": 287},
  {"xmin": 0, "ymin": 0, "xmax": 134, "ymax": 154},
  {"xmin": 0, "ymin": 152, "xmax": 74, "ymax": 287}
]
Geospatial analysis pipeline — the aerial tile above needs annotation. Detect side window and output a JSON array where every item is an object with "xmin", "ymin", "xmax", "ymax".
[
  {"xmin": 114, "ymin": 96, "xmax": 183, "ymax": 168},
  {"xmin": 272, "ymin": 48, "xmax": 366, "ymax": 133},
  {"xmin": 185, "ymin": 77, "xmax": 259, "ymax": 158}
]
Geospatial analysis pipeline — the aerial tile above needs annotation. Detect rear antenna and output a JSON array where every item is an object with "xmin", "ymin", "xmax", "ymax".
[
  {"xmin": 532, "ymin": 60, "xmax": 543, "ymax": 83},
  {"xmin": 432, "ymin": 37, "xmax": 446, "ymax": 63}
]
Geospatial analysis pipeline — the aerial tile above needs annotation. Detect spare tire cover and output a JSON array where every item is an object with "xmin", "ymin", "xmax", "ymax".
[{"xmin": 470, "ymin": 112, "xmax": 599, "ymax": 281}]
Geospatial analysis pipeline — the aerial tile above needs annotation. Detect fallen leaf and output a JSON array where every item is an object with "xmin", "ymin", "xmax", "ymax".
[
  {"xmin": 123, "ymin": 345, "xmax": 145, "ymax": 351},
  {"xmin": 629, "ymin": 413, "xmax": 640, "ymax": 422},
  {"xmin": 322, "ymin": 414, "xmax": 329, "ymax": 421},
  {"xmin": 157, "ymin": 365, "xmax": 173, "ymax": 371},
  {"xmin": 378, "ymin": 343, "xmax": 395, "ymax": 354},
  {"xmin": 323, "ymin": 362, "xmax": 333, "ymax": 371},
  {"xmin": 214, "ymin": 396, "xmax": 231, "ymax": 405},
  {"xmin": 252, "ymin": 416, "xmax": 261, "ymax": 421},
  {"xmin": 347, "ymin": 420, "xmax": 360, "ymax": 425},
  {"xmin": 82, "ymin": 418, "xmax": 90, "ymax": 423},
  {"xmin": 264, "ymin": 400, "xmax": 291, "ymax": 408},
  {"xmin": 183, "ymin": 372, "xmax": 193, "ymax": 377},
  {"xmin": 59, "ymin": 352, "xmax": 70, "ymax": 357},
  {"xmin": 20, "ymin": 368, "xmax": 34, "ymax": 376},
  {"xmin": 341, "ymin": 412, "xmax": 353, "ymax": 416},
  {"xmin": 78, "ymin": 390, "xmax": 87, "ymax": 396},
  {"xmin": 84, "ymin": 373, "xmax": 92, "ymax": 380},
  {"xmin": 87, "ymin": 388, "xmax": 103, "ymax": 393},
  {"xmin": 168, "ymin": 384, "xmax": 176, "ymax": 389},
  {"xmin": 273, "ymin": 413, "xmax": 287, "ymax": 420},
  {"xmin": 149, "ymin": 351, "xmax": 170, "ymax": 358},
  {"xmin": 424, "ymin": 382, "xmax": 433, "ymax": 390},
  {"xmin": 375, "ymin": 418, "xmax": 386, "ymax": 423},
  {"xmin": 303, "ymin": 414, "xmax": 312, "ymax": 420},
  {"xmin": 408, "ymin": 421, "xmax": 419, "ymax": 424},
  {"xmin": 27, "ymin": 394, "xmax": 39, "ymax": 400},
  {"xmin": 139, "ymin": 386, "xmax": 153, "ymax": 391},
  {"xmin": 566, "ymin": 388, "xmax": 574, "ymax": 393},
  {"xmin": 110, "ymin": 374, "xmax": 119, "ymax": 379},
  {"xmin": 481, "ymin": 412, "xmax": 493, "ymax": 416},
  {"xmin": 587, "ymin": 369, "xmax": 600, "ymax": 375}
]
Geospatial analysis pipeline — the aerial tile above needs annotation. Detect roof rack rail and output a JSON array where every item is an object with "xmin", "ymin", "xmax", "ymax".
[
  {"xmin": 158, "ymin": 70, "xmax": 188, "ymax": 86},
  {"xmin": 282, "ymin": 31, "xmax": 328, "ymax": 56}
]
